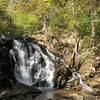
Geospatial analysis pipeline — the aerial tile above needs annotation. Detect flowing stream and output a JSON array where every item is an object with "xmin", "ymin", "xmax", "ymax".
[
  {"xmin": 10, "ymin": 39, "xmax": 93, "ymax": 91},
  {"xmin": 10, "ymin": 39, "xmax": 56, "ymax": 87}
]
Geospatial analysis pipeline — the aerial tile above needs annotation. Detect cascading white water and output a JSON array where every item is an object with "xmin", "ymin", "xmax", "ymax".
[
  {"xmin": 11, "ymin": 40, "xmax": 56, "ymax": 87},
  {"xmin": 9, "ymin": 38, "xmax": 93, "ymax": 92}
]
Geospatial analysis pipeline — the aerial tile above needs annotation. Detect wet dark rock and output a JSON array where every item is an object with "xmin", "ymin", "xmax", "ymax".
[
  {"xmin": 0, "ymin": 35, "xmax": 57, "ymax": 88},
  {"xmin": 0, "ymin": 37, "xmax": 16, "ymax": 89},
  {"xmin": 54, "ymin": 66, "xmax": 72, "ymax": 88},
  {"xmin": 0, "ymin": 83, "xmax": 41, "ymax": 100}
]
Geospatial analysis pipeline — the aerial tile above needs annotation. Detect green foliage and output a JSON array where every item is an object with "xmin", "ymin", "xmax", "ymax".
[
  {"xmin": 0, "ymin": 0, "xmax": 8, "ymax": 9},
  {"xmin": 95, "ymin": 22, "xmax": 100, "ymax": 37},
  {"xmin": 79, "ymin": 36, "xmax": 95, "ymax": 63},
  {"xmin": 0, "ymin": 10, "xmax": 14, "ymax": 35},
  {"xmin": 78, "ymin": 22, "xmax": 91, "ymax": 38},
  {"xmin": 13, "ymin": 12, "xmax": 38, "ymax": 32},
  {"xmin": 0, "ymin": 0, "xmax": 100, "ymax": 38},
  {"xmin": 80, "ymin": 36, "xmax": 94, "ymax": 50},
  {"xmin": 49, "ymin": 14, "xmax": 67, "ymax": 32}
]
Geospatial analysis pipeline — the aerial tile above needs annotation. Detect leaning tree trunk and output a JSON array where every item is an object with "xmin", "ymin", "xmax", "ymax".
[
  {"xmin": 91, "ymin": 8, "xmax": 97, "ymax": 39},
  {"xmin": 70, "ymin": 0, "xmax": 80, "ymax": 68},
  {"xmin": 70, "ymin": 29, "xmax": 79, "ymax": 68}
]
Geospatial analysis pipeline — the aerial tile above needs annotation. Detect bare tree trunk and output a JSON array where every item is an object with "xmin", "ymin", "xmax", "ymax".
[
  {"xmin": 71, "ymin": 29, "xmax": 79, "ymax": 68},
  {"xmin": 71, "ymin": 0, "xmax": 76, "ymax": 26},
  {"xmin": 71, "ymin": 0, "xmax": 79, "ymax": 54},
  {"xmin": 91, "ymin": 8, "xmax": 97, "ymax": 38},
  {"xmin": 70, "ymin": 0, "xmax": 80, "ymax": 68},
  {"xmin": 8, "ymin": 0, "xmax": 14, "ymax": 9},
  {"xmin": 42, "ymin": 13, "xmax": 48, "ymax": 34},
  {"xmin": 91, "ymin": 20, "xmax": 95, "ymax": 37}
]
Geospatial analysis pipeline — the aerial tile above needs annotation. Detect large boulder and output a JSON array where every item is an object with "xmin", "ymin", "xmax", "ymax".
[{"xmin": 0, "ymin": 36, "xmax": 16, "ymax": 89}]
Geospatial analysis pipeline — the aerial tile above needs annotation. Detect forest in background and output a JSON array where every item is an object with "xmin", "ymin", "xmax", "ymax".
[
  {"xmin": 0, "ymin": 0, "xmax": 100, "ymax": 76},
  {"xmin": 0, "ymin": 0, "xmax": 100, "ymax": 37}
]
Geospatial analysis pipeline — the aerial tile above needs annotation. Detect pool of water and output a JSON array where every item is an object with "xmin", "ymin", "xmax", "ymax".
[{"xmin": 0, "ymin": 86, "xmax": 100, "ymax": 100}]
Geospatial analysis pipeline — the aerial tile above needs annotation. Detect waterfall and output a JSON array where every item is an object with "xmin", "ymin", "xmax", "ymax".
[
  {"xmin": 10, "ymin": 39, "xmax": 56, "ymax": 87},
  {"xmin": 0, "ymin": 34, "xmax": 94, "ymax": 91}
]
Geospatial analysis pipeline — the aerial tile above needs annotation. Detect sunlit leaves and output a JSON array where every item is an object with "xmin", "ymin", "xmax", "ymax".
[
  {"xmin": 13, "ymin": 12, "xmax": 38, "ymax": 32},
  {"xmin": 0, "ymin": 0, "xmax": 100, "ymax": 37},
  {"xmin": 0, "ymin": 0, "xmax": 9, "ymax": 9}
]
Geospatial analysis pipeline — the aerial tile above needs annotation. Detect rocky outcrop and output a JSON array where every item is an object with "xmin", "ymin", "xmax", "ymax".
[
  {"xmin": 0, "ymin": 36, "xmax": 16, "ymax": 89},
  {"xmin": 54, "ymin": 65, "xmax": 72, "ymax": 88}
]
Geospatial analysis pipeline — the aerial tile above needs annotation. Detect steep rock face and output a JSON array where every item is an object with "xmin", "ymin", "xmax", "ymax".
[
  {"xmin": 54, "ymin": 65, "xmax": 72, "ymax": 88},
  {"xmin": 0, "ymin": 37, "xmax": 16, "ymax": 88},
  {"xmin": 0, "ymin": 35, "xmax": 57, "ymax": 88}
]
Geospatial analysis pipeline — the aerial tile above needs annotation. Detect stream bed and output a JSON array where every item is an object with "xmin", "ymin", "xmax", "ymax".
[{"xmin": 0, "ymin": 84, "xmax": 100, "ymax": 100}]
